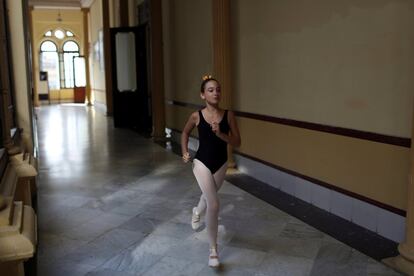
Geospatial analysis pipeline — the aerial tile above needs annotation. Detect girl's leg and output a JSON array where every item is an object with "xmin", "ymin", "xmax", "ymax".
[
  {"xmin": 213, "ymin": 161, "xmax": 227, "ymax": 190},
  {"xmin": 192, "ymin": 159, "xmax": 220, "ymax": 248},
  {"xmin": 194, "ymin": 195, "xmax": 207, "ymax": 215},
  {"xmin": 194, "ymin": 162, "xmax": 228, "ymax": 215}
]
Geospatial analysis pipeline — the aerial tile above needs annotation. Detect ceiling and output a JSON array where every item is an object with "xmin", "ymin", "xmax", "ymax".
[{"xmin": 29, "ymin": 0, "xmax": 94, "ymax": 8}]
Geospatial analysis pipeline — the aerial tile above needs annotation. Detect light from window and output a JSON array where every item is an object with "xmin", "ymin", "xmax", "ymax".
[
  {"xmin": 63, "ymin": 40, "xmax": 80, "ymax": 88},
  {"xmin": 40, "ymin": 40, "xmax": 57, "ymax": 52},
  {"xmin": 40, "ymin": 52, "xmax": 60, "ymax": 90},
  {"xmin": 54, "ymin": 29, "xmax": 65, "ymax": 39},
  {"xmin": 74, "ymin": 57, "xmax": 86, "ymax": 87},
  {"xmin": 63, "ymin": 40, "xmax": 79, "ymax": 52},
  {"xmin": 40, "ymin": 41, "xmax": 60, "ymax": 90},
  {"xmin": 63, "ymin": 52, "xmax": 79, "ymax": 88}
]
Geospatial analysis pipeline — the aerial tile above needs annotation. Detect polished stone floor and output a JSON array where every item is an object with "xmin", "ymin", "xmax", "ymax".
[{"xmin": 36, "ymin": 105, "xmax": 401, "ymax": 276}]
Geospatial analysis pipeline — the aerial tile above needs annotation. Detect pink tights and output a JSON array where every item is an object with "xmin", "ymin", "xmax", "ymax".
[{"xmin": 192, "ymin": 159, "xmax": 227, "ymax": 247}]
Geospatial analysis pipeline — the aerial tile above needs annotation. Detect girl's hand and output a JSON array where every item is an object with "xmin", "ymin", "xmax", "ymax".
[
  {"xmin": 211, "ymin": 122, "xmax": 221, "ymax": 136},
  {"xmin": 182, "ymin": 152, "xmax": 191, "ymax": 163}
]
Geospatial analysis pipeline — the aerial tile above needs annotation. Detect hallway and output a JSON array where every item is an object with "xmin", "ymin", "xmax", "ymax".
[{"xmin": 36, "ymin": 105, "xmax": 400, "ymax": 276}]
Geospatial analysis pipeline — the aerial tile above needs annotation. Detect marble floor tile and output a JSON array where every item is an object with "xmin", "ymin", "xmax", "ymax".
[
  {"xmin": 62, "ymin": 220, "xmax": 117, "ymax": 241},
  {"xmin": 196, "ymin": 266, "xmax": 261, "ymax": 276},
  {"xmin": 128, "ymin": 233, "xmax": 181, "ymax": 255},
  {"xmin": 164, "ymin": 238, "xmax": 211, "ymax": 264},
  {"xmin": 227, "ymin": 231, "xmax": 283, "ymax": 252},
  {"xmin": 219, "ymin": 246, "xmax": 267, "ymax": 268},
  {"xmin": 38, "ymin": 260, "xmax": 96, "ymax": 276},
  {"xmin": 108, "ymin": 201, "xmax": 145, "ymax": 216},
  {"xmin": 366, "ymin": 261, "xmax": 402, "ymax": 276},
  {"xmin": 36, "ymin": 105, "xmax": 401, "ymax": 276},
  {"xmin": 98, "ymin": 247, "xmax": 163, "ymax": 275},
  {"xmin": 187, "ymin": 224, "xmax": 235, "ymax": 246},
  {"xmin": 64, "ymin": 228, "xmax": 147, "ymax": 267},
  {"xmin": 267, "ymin": 236, "xmax": 323, "ymax": 259},
  {"xmin": 279, "ymin": 220, "xmax": 325, "ymax": 240},
  {"xmin": 309, "ymin": 243, "xmax": 370, "ymax": 276},
  {"xmin": 258, "ymin": 253, "xmax": 314, "ymax": 276},
  {"xmin": 151, "ymin": 221, "xmax": 195, "ymax": 240},
  {"xmin": 86, "ymin": 269, "xmax": 137, "ymax": 276},
  {"xmin": 142, "ymin": 256, "xmax": 204, "ymax": 276},
  {"xmin": 138, "ymin": 206, "xmax": 185, "ymax": 221},
  {"xmin": 168, "ymin": 209, "xmax": 193, "ymax": 225},
  {"xmin": 37, "ymin": 233, "xmax": 88, "ymax": 263},
  {"xmin": 119, "ymin": 215, "xmax": 162, "ymax": 234}
]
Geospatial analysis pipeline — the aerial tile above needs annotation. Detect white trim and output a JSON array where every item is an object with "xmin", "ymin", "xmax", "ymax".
[{"xmin": 234, "ymin": 153, "xmax": 406, "ymax": 243}]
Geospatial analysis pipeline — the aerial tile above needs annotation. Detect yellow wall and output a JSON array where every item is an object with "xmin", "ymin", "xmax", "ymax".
[
  {"xmin": 231, "ymin": 0, "xmax": 414, "ymax": 138},
  {"xmin": 162, "ymin": 0, "xmax": 213, "ymax": 105},
  {"xmin": 89, "ymin": 0, "xmax": 106, "ymax": 106},
  {"xmin": 163, "ymin": 0, "xmax": 413, "ymax": 211},
  {"xmin": 31, "ymin": 9, "xmax": 85, "ymax": 103},
  {"xmin": 49, "ymin": 89, "xmax": 74, "ymax": 102}
]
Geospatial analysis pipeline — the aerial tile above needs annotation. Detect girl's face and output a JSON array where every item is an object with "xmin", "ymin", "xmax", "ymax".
[{"xmin": 201, "ymin": 80, "xmax": 221, "ymax": 105}]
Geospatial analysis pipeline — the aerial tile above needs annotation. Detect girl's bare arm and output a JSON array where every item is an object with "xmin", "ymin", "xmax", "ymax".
[{"xmin": 181, "ymin": 112, "xmax": 198, "ymax": 161}]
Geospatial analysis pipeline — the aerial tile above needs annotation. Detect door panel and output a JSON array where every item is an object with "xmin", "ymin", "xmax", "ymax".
[
  {"xmin": 73, "ymin": 56, "xmax": 86, "ymax": 103},
  {"xmin": 110, "ymin": 25, "xmax": 151, "ymax": 132}
]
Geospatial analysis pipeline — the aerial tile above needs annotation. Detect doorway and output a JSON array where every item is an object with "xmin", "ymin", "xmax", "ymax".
[{"xmin": 110, "ymin": 25, "xmax": 152, "ymax": 132}]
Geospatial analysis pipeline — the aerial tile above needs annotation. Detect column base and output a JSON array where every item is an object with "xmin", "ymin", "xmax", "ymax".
[{"xmin": 383, "ymin": 255, "xmax": 414, "ymax": 275}]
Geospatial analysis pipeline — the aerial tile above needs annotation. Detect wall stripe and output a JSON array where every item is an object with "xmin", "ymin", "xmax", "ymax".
[
  {"xmin": 167, "ymin": 100, "xmax": 411, "ymax": 148},
  {"xmin": 92, "ymin": 88, "xmax": 106, "ymax": 92},
  {"xmin": 235, "ymin": 150, "xmax": 406, "ymax": 217}
]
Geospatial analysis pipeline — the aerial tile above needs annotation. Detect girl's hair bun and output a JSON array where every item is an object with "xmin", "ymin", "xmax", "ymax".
[{"xmin": 202, "ymin": 75, "xmax": 213, "ymax": 81}]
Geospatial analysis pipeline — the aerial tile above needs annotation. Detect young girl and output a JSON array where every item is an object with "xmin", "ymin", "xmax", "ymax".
[{"xmin": 181, "ymin": 75, "xmax": 241, "ymax": 268}]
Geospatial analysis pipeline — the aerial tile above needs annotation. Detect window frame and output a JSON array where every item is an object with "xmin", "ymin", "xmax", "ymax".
[
  {"xmin": 39, "ymin": 35, "xmax": 81, "ymax": 90},
  {"xmin": 61, "ymin": 40, "xmax": 80, "ymax": 89},
  {"xmin": 39, "ymin": 40, "xmax": 60, "ymax": 90}
]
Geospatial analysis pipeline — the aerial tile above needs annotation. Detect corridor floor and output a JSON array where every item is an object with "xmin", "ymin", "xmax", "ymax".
[{"xmin": 36, "ymin": 105, "xmax": 401, "ymax": 276}]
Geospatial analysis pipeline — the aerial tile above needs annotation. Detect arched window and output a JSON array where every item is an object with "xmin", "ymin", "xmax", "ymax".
[
  {"xmin": 40, "ymin": 40, "xmax": 60, "ymax": 90},
  {"xmin": 39, "ymin": 30, "xmax": 83, "ymax": 90},
  {"xmin": 62, "ymin": 40, "xmax": 80, "ymax": 88}
]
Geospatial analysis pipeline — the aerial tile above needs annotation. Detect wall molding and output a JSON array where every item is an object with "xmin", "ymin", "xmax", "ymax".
[
  {"xmin": 166, "ymin": 100, "xmax": 411, "ymax": 148},
  {"xmin": 235, "ymin": 150, "xmax": 406, "ymax": 217},
  {"xmin": 92, "ymin": 88, "xmax": 106, "ymax": 93}
]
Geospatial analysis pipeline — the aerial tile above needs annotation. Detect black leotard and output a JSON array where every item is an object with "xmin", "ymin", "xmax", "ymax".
[{"xmin": 194, "ymin": 109, "xmax": 230, "ymax": 174}]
